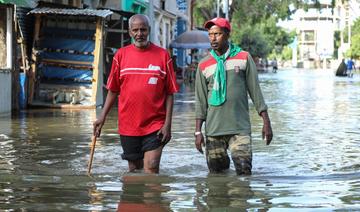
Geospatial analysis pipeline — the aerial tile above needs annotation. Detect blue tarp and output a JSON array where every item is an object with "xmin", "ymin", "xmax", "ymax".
[
  {"xmin": 37, "ymin": 27, "xmax": 96, "ymax": 83},
  {"xmin": 40, "ymin": 38, "xmax": 95, "ymax": 52},
  {"xmin": 40, "ymin": 66, "xmax": 93, "ymax": 82},
  {"xmin": 41, "ymin": 52, "xmax": 94, "ymax": 63},
  {"xmin": 42, "ymin": 27, "xmax": 95, "ymax": 37},
  {"xmin": 19, "ymin": 73, "xmax": 27, "ymax": 109}
]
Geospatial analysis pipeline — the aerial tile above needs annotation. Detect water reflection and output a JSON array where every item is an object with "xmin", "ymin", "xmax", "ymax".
[
  {"xmin": 194, "ymin": 176, "xmax": 256, "ymax": 211},
  {"xmin": 117, "ymin": 175, "xmax": 172, "ymax": 212}
]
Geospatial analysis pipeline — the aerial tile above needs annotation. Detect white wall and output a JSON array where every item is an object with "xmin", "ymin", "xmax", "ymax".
[
  {"xmin": 152, "ymin": 0, "xmax": 178, "ymax": 48},
  {"xmin": 316, "ymin": 21, "xmax": 334, "ymax": 57},
  {"xmin": 154, "ymin": 0, "xmax": 178, "ymax": 14}
]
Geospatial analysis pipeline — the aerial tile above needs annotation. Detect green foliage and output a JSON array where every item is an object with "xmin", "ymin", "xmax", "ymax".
[
  {"xmin": 232, "ymin": 26, "xmax": 270, "ymax": 58},
  {"xmin": 346, "ymin": 18, "xmax": 360, "ymax": 59},
  {"xmin": 342, "ymin": 28, "xmax": 349, "ymax": 43},
  {"xmin": 193, "ymin": 0, "xmax": 299, "ymax": 58},
  {"xmin": 269, "ymin": 45, "xmax": 293, "ymax": 61},
  {"xmin": 193, "ymin": 0, "xmax": 305, "ymax": 28},
  {"xmin": 229, "ymin": 0, "xmax": 300, "ymax": 25},
  {"xmin": 193, "ymin": 0, "xmax": 217, "ymax": 28},
  {"xmin": 347, "ymin": 34, "xmax": 360, "ymax": 59},
  {"xmin": 230, "ymin": 18, "xmax": 294, "ymax": 58},
  {"xmin": 351, "ymin": 18, "xmax": 360, "ymax": 35},
  {"xmin": 333, "ymin": 31, "xmax": 341, "ymax": 58},
  {"xmin": 281, "ymin": 46, "xmax": 293, "ymax": 60}
]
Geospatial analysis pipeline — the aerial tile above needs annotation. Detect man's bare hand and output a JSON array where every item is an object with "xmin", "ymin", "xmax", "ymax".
[
  {"xmin": 93, "ymin": 116, "xmax": 105, "ymax": 138},
  {"xmin": 262, "ymin": 123, "xmax": 273, "ymax": 145},
  {"xmin": 158, "ymin": 125, "xmax": 171, "ymax": 144},
  {"xmin": 195, "ymin": 133, "xmax": 204, "ymax": 154}
]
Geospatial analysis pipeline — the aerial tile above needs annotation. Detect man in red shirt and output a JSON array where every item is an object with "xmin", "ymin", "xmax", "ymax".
[{"xmin": 93, "ymin": 14, "xmax": 178, "ymax": 174}]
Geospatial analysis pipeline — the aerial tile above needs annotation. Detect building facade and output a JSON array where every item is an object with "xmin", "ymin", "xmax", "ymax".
[
  {"xmin": 296, "ymin": 2, "xmax": 337, "ymax": 68},
  {"xmin": 335, "ymin": 0, "xmax": 360, "ymax": 59},
  {"xmin": 173, "ymin": 0, "xmax": 191, "ymax": 68},
  {"xmin": 293, "ymin": 0, "xmax": 360, "ymax": 68}
]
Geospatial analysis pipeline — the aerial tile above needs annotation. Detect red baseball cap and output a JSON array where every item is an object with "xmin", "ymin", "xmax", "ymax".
[{"xmin": 204, "ymin": 17, "xmax": 231, "ymax": 31}]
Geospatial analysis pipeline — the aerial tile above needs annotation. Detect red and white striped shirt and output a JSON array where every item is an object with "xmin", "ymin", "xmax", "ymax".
[{"xmin": 107, "ymin": 43, "xmax": 179, "ymax": 136}]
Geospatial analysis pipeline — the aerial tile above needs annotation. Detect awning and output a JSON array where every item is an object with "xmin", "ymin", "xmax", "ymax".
[{"xmin": 28, "ymin": 7, "xmax": 113, "ymax": 18}]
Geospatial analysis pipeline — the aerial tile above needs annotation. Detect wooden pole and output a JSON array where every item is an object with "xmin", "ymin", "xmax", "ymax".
[
  {"xmin": 91, "ymin": 17, "xmax": 103, "ymax": 105},
  {"xmin": 28, "ymin": 15, "xmax": 41, "ymax": 104},
  {"xmin": 87, "ymin": 135, "xmax": 97, "ymax": 175}
]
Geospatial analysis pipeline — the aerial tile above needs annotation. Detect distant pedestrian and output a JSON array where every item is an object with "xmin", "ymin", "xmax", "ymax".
[
  {"xmin": 346, "ymin": 58, "xmax": 356, "ymax": 77},
  {"xmin": 335, "ymin": 59, "xmax": 347, "ymax": 77},
  {"xmin": 194, "ymin": 17, "xmax": 273, "ymax": 175},
  {"xmin": 93, "ymin": 14, "xmax": 179, "ymax": 174},
  {"xmin": 272, "ymin": 58, "xmax": 278, "ymax": 73}
]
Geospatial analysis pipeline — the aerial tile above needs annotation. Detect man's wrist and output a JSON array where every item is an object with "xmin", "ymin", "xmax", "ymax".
[{"xmin": 194, "ymin": 131, "xmax": 202, "ymax": 136}]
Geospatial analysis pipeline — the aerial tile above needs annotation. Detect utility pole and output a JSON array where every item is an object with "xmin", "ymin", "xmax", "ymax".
[
  {"xmin": 190, "ymin": 0, "xmax": 195, "ymax": 30},
  {"xmin": 224, "ymin": 0, "xmax": 229, "ymax": 20},
  {"xmin": 148, "ymin": 0, "xmax": 155, "ymax": 42},
  {"xmin": 348, "ymin": 15, "xmax": 351, "ymax": 46}
]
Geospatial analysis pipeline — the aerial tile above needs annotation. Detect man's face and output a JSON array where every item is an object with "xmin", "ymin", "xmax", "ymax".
[
  {"xmin": 129, "ymin": 18, "xmax": 150, "ymax": 49},
  {"xmin": 208, "ymin": 25, "xmax": 229, "ymax": 53}
]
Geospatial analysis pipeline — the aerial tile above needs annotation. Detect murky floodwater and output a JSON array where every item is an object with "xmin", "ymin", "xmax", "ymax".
[{"xmin": 0, "ymin": 69, "xmax": 359, "ymax": 211}]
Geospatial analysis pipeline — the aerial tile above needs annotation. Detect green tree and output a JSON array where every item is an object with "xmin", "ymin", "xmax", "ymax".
[
  {"xmin": 347, "ymin": 18, "xmax": 360, "ymax": 59},
  {"xmin": 193, "ymin": 0, "xmax": 300, "ymax": 58},
  {"xmin": 232, "ymin": 26, "xmax": 270, "ymax": 58},
  {"xmin": 233, "ymin": 10, "xmax": 295, "ymax": 57},
  {"xmin": 351, "ymin": 17, "xmax": 360, "ymax": 34},
  {"xmin": 281, "ymin": 46, "xmax": 293, "ymax": 60},
  {"xmin": 193, "ymin": 0, "xmax": 216, "ymax": 28},
  {"xmin": 333, "ymin": 30, "xmax": 341, "ymax": 58}
]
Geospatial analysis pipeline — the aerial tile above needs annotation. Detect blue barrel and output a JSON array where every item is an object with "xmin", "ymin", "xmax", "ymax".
[{"xmin": 19, "ymin": 73, "xmax": 27, "ymax": 109}]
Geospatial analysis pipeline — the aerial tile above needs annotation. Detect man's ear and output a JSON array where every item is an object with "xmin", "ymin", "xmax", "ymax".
[
  {"xmin": 225, "ymin": 30, "xmax": 230, "ymax": 39},
  {"xmin": 147, "ymin": 26, "xmax": 151, "ymax": 40}
]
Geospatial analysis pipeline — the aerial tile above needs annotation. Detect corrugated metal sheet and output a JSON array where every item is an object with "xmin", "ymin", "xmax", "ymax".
[
  {"xmin": 28, "ymin": 7, "xmax": 113, "ymax": 18},
  {"xmin": 17, "ymin": 7, "xmax": 34, "ymax": 55}
]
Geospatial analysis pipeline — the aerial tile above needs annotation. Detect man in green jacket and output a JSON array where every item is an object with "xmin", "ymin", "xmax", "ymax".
[{"xmin": 194, "ymin": 17, "xmax": 273, "ymax": 175}]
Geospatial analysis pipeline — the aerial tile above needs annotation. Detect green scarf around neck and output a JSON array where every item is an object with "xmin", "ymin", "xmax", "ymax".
[{"xmin": 209, "ymin": 43, "xmax": 242, "ymax": 106}]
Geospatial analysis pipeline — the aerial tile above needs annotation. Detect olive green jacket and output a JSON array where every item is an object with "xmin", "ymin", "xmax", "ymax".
[{"xmin": 195, "ymin": 51, "xmax": 268, "ymax": 136}]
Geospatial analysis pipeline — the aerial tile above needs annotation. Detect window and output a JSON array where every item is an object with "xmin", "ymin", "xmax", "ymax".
[
  {"xmin": 161, "ymin": 0, "xmax": 165, "ymax": 10},
  {"xmin": 304, "ymin": 30, "xmax": 315, "ymax": 42}
]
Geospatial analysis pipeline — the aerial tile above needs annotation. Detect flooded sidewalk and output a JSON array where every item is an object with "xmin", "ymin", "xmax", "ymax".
[{"xmin": 0, "ymin": 69, "xmax": 359, "ymax": 211}]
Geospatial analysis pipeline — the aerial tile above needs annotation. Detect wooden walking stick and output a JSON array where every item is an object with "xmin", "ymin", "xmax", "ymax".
[{"xmin": 87, "ymin": 135, "xmax": 97, "ymax": 175}]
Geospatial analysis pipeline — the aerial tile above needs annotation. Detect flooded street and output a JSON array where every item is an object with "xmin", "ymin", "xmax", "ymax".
[{"xmin": 0, "ymin": 69, "xmax": 359, "ymax": 211}]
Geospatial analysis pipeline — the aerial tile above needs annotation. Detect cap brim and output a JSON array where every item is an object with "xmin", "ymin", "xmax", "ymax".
[{"xmin": 204, "ymin": 21, "xmax": 215, "ymax": 30}]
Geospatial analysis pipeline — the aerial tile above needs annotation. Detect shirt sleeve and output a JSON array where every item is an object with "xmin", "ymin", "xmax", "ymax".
[
  {"xmin": 245, "ymin": 54, "xmax": 268, "ymax": 114},
  {"xmin": 165, "ymin": 53, "xmax": 179, "ymax": 94},
  {"xmin": 195, "ymin": 65, "xmax": 208, "ymax": 120},
  {"xmin": 106, "ymin": 51, "xmax": 121, "ymax": 93}
]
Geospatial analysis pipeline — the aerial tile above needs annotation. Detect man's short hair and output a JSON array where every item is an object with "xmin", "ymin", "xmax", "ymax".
[
  {"xmin": 128, "ymin": 14, "xmax": 150, "ymax": 29},
  {"xmin": 223, "ymin": 28, "xmax": 230, "ymax": 35}
]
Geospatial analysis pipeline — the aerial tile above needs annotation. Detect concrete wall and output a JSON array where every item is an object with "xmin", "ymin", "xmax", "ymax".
[
  {"xmin": 0, "ymin": 6, "xmax": 13, "ymax": 114},
  {"xmin": 0, "ymin": 71, "xmax": 12, "ymax": 114},
  {"xmin": 154, "ymin": 0, "xmax": 178, "ymax": 14}
]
